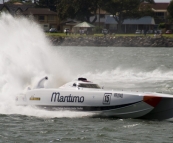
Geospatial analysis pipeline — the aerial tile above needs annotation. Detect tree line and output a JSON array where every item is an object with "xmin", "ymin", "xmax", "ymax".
[
  {"xmin": 7, "ymin": 0, "xmax": 173, "ymax": 32},
  {"xmin": 38, "ymin": 0, "xmax": 173, "ymax": 32}
]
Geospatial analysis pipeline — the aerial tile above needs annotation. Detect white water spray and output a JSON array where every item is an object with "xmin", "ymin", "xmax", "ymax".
[{"xmin": 0, "ymin": 13, "xmax": 92, "ymax": 118}]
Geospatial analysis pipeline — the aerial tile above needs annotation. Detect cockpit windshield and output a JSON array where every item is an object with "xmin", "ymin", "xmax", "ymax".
[{"xmin": 78, "ymin": 83, "xmax": 101, "ymax": 89}]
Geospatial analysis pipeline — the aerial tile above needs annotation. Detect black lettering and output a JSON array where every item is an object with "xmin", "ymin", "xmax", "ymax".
[
  {"xmin": 114, "ymin": 93, "xmax": 123, "ymax": 98},
  {"xmin": 51, "ymin": 92, "xmax": 84, "ymax": 103},
  {"xmin": 51, "ymin": 92, "xmax": 60, "ymax": 102},
  {"xmin": 60, "ymin": 96, "xmax": 64, "ymax": 102},
  {"xmin": 57, "ymin": 93, "xmax": 60, "ymax": 102},
  {"xmin": 73, "ymin": 96, "xmax": 78, "ymax": 102},
  {"xmin": 105, "ymin": 95, "xmax": 109, "ymax": 102},
  {"xmin": 79, "ymin": 96, "xmax": 84, "ymax": 103},
  {"xmin": 69, "ymin": 95, "xmax": 72, "ymax": 102}
]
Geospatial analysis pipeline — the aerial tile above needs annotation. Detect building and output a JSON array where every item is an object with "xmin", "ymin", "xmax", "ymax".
[
  {"xmin": 22, "ymin": 8, "xmax": 59, "ymax": 32},
  {"xmin": 60, "ymin": 19, "xmax": 80, "ymax": 33},
  {"xmin": 90, "ymin": 9, "xmax": 110, "ymax": 28},
  {"xmin": 0, "ymin": 3, "xmax": 59, "ymax": 32},
  {"xmin": 90, "ymin": 2, "xmax": 170, "ymax": 33},
  {"xmin": 0, "ymin": 3, "xmax": 34, "ymax": 16},
  {"xmin": 105, "ymin": 16, "xmax": 155, "ymax": 33},
  {"xmin": 151, "ymin": 2, "xmax": 169, "ymax": 24}
]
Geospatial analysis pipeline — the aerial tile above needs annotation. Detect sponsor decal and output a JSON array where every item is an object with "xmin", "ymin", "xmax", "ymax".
[
  {"xmin": 53, "ymin": 107, "xmax": 83, "ymax": 110},
  {"xmin": 114, "ymin": 93, "xmax": 123, "ymax": 98},
  {"xmin": 51, "ymin": 92, "xmax": 84, "ymax": 103},
  {"xmin": 103, "ymin": 93, "xmax": 112, "ymax": 105},
  {"xmin": 30, "ymin": 96, "xmax": 40, "ymax": 101}
]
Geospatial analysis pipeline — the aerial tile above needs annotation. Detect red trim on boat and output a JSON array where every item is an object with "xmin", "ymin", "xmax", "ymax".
[{"xmin": 143, "ymin": 96, "xmax": 162, "ymax": 107}]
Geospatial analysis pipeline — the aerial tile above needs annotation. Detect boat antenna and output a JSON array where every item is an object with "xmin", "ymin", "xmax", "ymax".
[{"xmin": 35, "ymin": 76, "xmax": 48, "ymax": 88}]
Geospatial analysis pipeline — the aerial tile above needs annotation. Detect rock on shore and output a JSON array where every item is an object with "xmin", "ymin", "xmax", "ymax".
[{"xmin": 49, "ymin": 36, "xmax": 173, "ymax": 47}]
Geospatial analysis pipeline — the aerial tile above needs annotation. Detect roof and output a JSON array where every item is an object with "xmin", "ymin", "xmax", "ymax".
[
  {"xmin": 140, "ymin": 2, "xmax": 169, "ymax": 12},
  {"xmin": 74, "ymin": 21, "xmax": 95, "ymax": 28},
  {"xmin": 60, "ymin": 19, "xmax": 80, "ymax": 25},
  {"xmin": 0, "ymin": 3, "xmax": 34, "ymax": 15},
  {"xmin": 22, "ymin": 8, "xmax": 57, "ymax": 15},
  {"xmin": 13, "ymin": 2, "xmax": 23, "ymax": 5},
  {"xmin": 151, "ymin": 3, "xmax": 169, "ymax": 10},
  {"xmin": 96, "ymin": 9, "xmax": 110, "ymax": 15},
  {"xmin": 105, "ymin": 16, "xmax": 155, "ymax": 25}
]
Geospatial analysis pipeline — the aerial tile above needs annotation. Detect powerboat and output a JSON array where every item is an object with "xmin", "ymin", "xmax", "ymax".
[{"xmin": 16, "ymin": 77, "xmax": 173, "ymax": 120}]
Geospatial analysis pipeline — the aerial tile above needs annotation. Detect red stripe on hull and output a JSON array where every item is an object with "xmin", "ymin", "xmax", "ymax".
[{"xmin": 143, "ymin": 96, "xmax": 162, "ymax": 107}]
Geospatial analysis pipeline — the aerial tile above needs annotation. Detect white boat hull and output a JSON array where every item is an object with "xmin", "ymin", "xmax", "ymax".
[
  {"xmin": 16, "ymin": 89, "xmax": 156, "ymax": 119},
  {"xmin": 16, "ymin": 77, "xmax": 173, "ymax": 119}
]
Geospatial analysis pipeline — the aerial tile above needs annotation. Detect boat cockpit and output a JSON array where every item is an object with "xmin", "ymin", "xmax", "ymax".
[
  {"xmin": 60, "ymin": 77, "xmax": 101, "ymax": 89},
  {"xmin": 73, "ymin": 83, "xmax": 101, "ymax": 89}
]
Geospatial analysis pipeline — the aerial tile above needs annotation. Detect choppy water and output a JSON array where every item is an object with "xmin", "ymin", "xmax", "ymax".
[
  {"xmin": 1, "ymin": 13, "xmax": 173, "ymax": 142},
  {"xmin": 1, "ymin": 115, "xmax": 173, "ymax": 143}
]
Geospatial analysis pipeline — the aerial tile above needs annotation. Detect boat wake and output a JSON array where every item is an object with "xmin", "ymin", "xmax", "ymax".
[{"xmin": 80, "ymin": 68, "xmax": 173, "ymax": 93}]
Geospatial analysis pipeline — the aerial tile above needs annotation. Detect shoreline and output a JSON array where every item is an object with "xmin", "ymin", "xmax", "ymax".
[{"xmin": 49, "ymin": 35, "xmax": 173, "ymax": 47}]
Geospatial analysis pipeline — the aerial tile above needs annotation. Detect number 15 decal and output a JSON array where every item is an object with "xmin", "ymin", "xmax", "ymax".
[{"xmin": 103, "ymin": 93, "xmax": 112, "ymax": 105}]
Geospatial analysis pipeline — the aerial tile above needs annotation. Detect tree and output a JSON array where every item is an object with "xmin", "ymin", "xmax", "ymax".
[
  {"xmin": 35, "ymin": 0, "xmax": 57, "ymax": 12},
  {"xmin": 158, "ymin": 23, "xmax": 165, "ymax": 29},
  {"xmin": 101, "ymin": 0, "xmax": 155, "ymax": 33},
  {"xmin": 57, "ymin": 0, "xmax": 100, "ymax": 23},
  {"xmin": 57, "ymin": 0, "xmax": 76, "ymax": 20},
  {"xmin": 167, "ymin": 0, "xmax": 173, "ymax": 22}
]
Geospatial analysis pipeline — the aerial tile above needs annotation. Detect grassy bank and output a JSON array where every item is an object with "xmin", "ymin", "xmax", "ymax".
[{"xmin": 46, "ymin": 32, "xmax": 173, "ymax": 38}]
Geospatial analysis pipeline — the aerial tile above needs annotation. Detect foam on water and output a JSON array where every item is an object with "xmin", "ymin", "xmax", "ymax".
[
  {"xmin": 81, "ymin": 68, "xmax": 173, "ymax": 83},
  {"xmin": 79, "ymin": 68, "xmax": 173, "ymax": 93}
]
